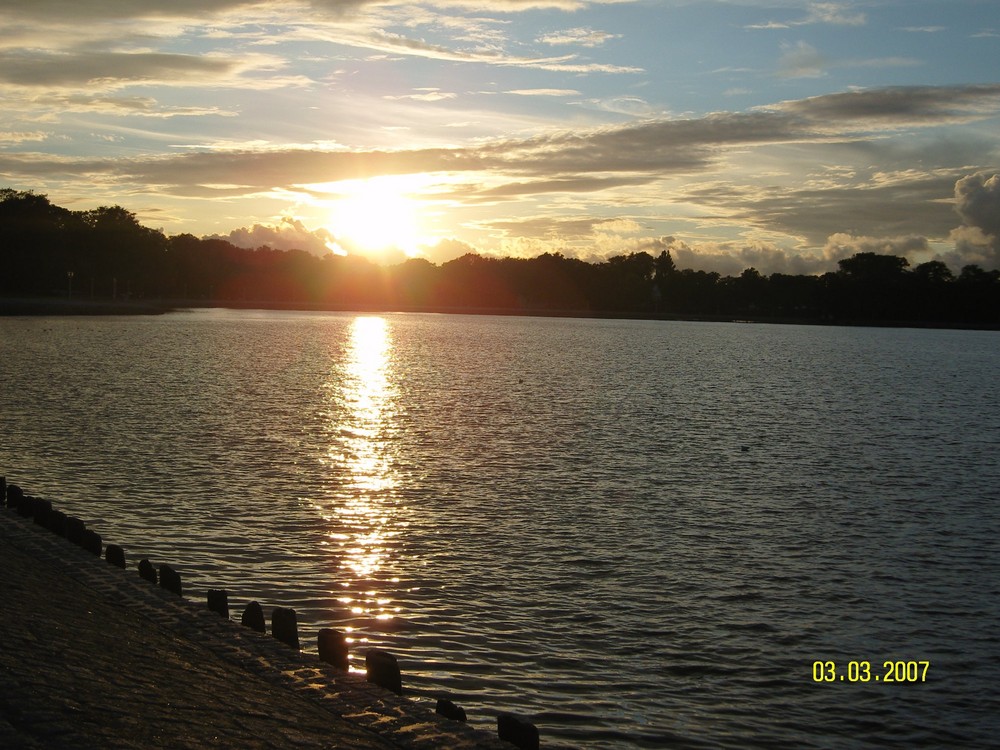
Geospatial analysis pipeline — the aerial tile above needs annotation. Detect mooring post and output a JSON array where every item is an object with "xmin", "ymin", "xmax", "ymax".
[
  {"xmin": 46, "ymin": 509, "xmax": 67, "ymax": 536},
  {"xmin": 105, "ymin": 544, "xmax": 126, "ymax": 569},
  {"xmin": 436, "ymin": 698, "xmax": 467, "ymax": 722},
  {"xmin": 271, "ymin": 607, "xmax": 299, "ymax": 650},
  {"xmin": 18, "ymin": 495, "xmax": 36, "ymax": 518},
  {"xmin": 6, "ymin": 484, "xmax": 23, "ymax": 509},
  {"xmin": 159, "ymin": 564, "xmax": 182, "ymax": 596},
  {"xmin": 81, "ymin": 528, "xmax": 102, "ymax": 556},
  {"xmin": 138, "ymin": 558, "xmax": 158, "ymax": 584},
  {"xmin": 241, "ymin": 601, "xmax": 266, "ymax": 633},
  {"xmin": 366, "ymin": 649, "xmax": 402, "ymax": 695},
  {"xmin": 317, "ymin": 628, "xmax": 349, "ymax": 671},
  {"xmin": 0, "ymin": 476, "xmax": 5, "ymax": 504},
  {"xmin": 65, "ymin": 516, "xmax": 86, "ymax": 545},
  {"xmin": 32, "ymin": 498, "xmax": 52, "ymax": 526},
  {"xmin": 497, "ymin": 713, "xmax": 540, "ymax": 750},
  {"xmin": 207, "ymin": 589, "xmax": 230, "ymax": 619}
]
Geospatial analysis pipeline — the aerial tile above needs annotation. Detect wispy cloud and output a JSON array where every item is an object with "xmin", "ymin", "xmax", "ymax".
[
  {"xmin": 384, "ymin": 88, "xmax": 459, "ymax": 101},
  {"xmin": 537, "ymin": 27, "xmax": 621, "ymax": 47},
  {"xmin": 747, "ymin": 1, "xmax": 866, "ymax": 30},
  {"xmin": 506, "ymin": 88, "xmax": 581, "ymax": 96}
]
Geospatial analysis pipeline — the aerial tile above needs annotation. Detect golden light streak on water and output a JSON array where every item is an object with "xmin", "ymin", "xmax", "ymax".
[{"xmin": 324, "ymin": 316, "xmax": 400, "ymax": 638}]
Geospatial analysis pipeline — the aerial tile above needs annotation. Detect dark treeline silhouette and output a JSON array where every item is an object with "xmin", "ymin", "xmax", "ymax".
[{"xmin": 2, "ymin": 189, "xmax": 998, "ymax": 326}]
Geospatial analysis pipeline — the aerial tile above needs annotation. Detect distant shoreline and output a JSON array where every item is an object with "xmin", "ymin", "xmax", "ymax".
[
  {"xmin": 2, "ymin": 296, "xmax": 998, "ymax": 331},
  {"xmin": 0, "ymin": 297, "xmax": 173, "ymax": 316}
]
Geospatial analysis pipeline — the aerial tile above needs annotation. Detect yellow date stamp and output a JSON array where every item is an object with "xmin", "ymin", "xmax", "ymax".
[{"xmin": 812, "ymin": 660, "xmax": 930, "ymax": 683}]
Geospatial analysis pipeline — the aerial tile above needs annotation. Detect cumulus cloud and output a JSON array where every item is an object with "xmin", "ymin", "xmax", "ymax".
[
  {"xmin": 821, "ymin": 232, "xmax": 930, "ymax": 264},
  {"xmin": 950, "ymin": 172, "xmax": 1000, "ymax": 268},
  {"xmin": 419, "ymin": 237, "xmax": 478, "ymax": 264},
  {"xmin": 209, "ymin": 217, "xmax": 335, "ymax": 256},
  {"xmin": 954, "ymin": 172, "xmax": 1000, "ymax": 238},
  {"xmin": 658, "ymin": 236, "xmax": 832, "ymax": 276}
]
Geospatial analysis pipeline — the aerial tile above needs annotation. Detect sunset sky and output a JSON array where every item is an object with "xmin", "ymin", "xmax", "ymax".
[{"xmin": 2, "ymin": 0, "xmax": 999, "ymax": 274}]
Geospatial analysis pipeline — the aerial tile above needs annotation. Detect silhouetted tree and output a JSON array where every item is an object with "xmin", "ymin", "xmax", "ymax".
[{"xmin": 3, "ymin": 189, "xmax": 999, "ymax": 326}]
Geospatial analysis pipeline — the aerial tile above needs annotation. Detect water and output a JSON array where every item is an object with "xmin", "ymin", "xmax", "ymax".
[{"xmin": 1, "ymin": 310, "xmax": 998, "ymax": 748}]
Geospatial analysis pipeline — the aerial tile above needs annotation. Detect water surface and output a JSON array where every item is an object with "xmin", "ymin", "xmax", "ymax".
[{"xmin": 2, "ymin": 310, "xmax": 998, "ymax": 748}]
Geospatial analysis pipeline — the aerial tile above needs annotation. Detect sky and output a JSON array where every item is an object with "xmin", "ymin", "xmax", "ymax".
[{"xmin": 2, "ymin": 0, "xmax": 1000, "ymax": 275}]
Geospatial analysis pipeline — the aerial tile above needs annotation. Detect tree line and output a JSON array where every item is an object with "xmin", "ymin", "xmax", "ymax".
[{"xmin": 2, "ymin": 189, "xmax": 998, "ymax": 326}]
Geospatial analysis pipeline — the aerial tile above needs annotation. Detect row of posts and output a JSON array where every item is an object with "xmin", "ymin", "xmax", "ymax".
[{"xmin": 1, "ymin": 478, "xmax": 540, "ymax": 750}]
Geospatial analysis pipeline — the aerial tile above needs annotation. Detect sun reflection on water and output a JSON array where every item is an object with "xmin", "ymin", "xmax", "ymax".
[{"xmin": 322, "ymin": 316, "xmax": 402, "ymax": 650}]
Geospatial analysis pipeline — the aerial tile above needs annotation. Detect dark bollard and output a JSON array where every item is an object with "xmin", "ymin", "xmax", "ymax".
[
  {"xmin": 65, "ymin": 516, "xmax": 86, "ymax": 545},
  {"xmin": 207, "ymin": 589, "xmax": 230, "ymax": 619},
  {"xmin": 366, "ymin": 649, "xmax": 402, "ymax": 695},
  {"xmin": 159, "ymin": 564, "xmax": 182, "ymax": 596},
  {"xmin": 0, "ymin": 476, "xmax": 5, "ymax": 504},
  {"xmin": 317, "ymin": 628, "xmax": 349, "ymax": 671},
  {"xmin": 138, "ymin": 558, "xmax": 158, "ymax": 584},
  {"xmin": 46, "ymin": 509, "xmax": 67, "ymax": 536},
  {"xmin": 7, "ymin": 483, "xmax": 24, "ymax": 509},
  {"xmin": 497, "ymin": 713, "xmax": 540, "ymax": 750},
  {"xmin": 242, "ymin": 601, "xmax": 266, "ymax": 633},
  {"xmin": 105, "ymin": 544, "xmax": 126, "ymax": 569},
  {"xmin": 436, "ymin": 698, "xmax": 467, "ymax": 722},
  {"xmin": 80, "ymin": 529, "xmax": 102, "ymax": 556},
  {"xmin": 271, "ymin": 607, "xmax": 299, "ymax": 650},
  {"xmin": 18, "ymin": 495, "xmax": 37, "ymax": 518},
  {"xmin": 33, "ymin": 498, "xmax": 52, "ymax": 526}
]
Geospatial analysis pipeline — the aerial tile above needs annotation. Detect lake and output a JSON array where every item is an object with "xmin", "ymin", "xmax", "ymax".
[{"xmin": 1, "ymin": 310, "xmax": 998, "ymax": 748}]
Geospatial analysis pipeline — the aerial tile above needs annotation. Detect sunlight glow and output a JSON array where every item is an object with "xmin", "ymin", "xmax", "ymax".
[
  {"xmin": 322, "ymin": 316, "xmax": 400, "ymax": 634},
  {"xmin": 328, "ymin": 177, "xmax": 426, "ymax": 258}
]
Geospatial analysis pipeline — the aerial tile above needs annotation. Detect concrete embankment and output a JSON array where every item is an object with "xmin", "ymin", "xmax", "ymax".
[{"xmin": 0, "ymin": 492, "xmax": 519, "ymax": 749}]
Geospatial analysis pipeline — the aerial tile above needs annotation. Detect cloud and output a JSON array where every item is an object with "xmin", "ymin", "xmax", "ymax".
[
  {"xmin": 3, "ymin": 85, "xmax": 997, "ymax": 191},
  {"xmin": 209, "ymin": 216, "xmax": 335, "ymax": 255},
  {"xmin": 384, "ymin": 89, "xmax": 458, "ymax": 101},
  {"xmin": 0, "ymin": 49, "xmax": 295, "ymax": 92},
  {"xmin": 768, "ymin": 84, "xmax": 1000, "ymax": 128},
  {"xmin": 581, "ymin": 95, "xmax": 656, "ymax": 116},
  {"xmin": 951, "ymin": 172, "xmax": 1000, "ymax": 267},
  {"xmin": 506, "ymin": 88, "xmax": 580, "ymax": 96},
  {"xmin": 821, "ymin": 232, "xmax": 930, "ymax": 264},
  {"xmin": 804, "ymin": 2, "xmax": 866, "ymax": 27},
  {"xmin": 0, "ymin": 131, "xmax": 48, "ymax": 145},
  {"xmin": 747, "ymin": 2, "xmax": 866, "ymax": 30},
  {"xmin": 680, "ymin": 169, "xmax": 963, "ymax": 248},
  {"xmin": 419, "ymin": 237, "xmax": 478, "ymax": 264},
  {"xmin": 777, "ymin": 41, "xmax": 826, "ymax": 78},
  {"xmin": 537, "ymin": 27, "xmax": 621, "ymax": 47},
  {"xmin": 4, "ymin": 84, "xmax": 999, "ymax": 270},
  {"xmin": 954, "ymin": 172, "xmax": 1000, "ymax": 238},
  {"xmin": 655, "ymin": 236, "xmax": 833, "ymax": 275},
  {"xmin": 12, "ymin": 93, "xmax": 236, "ymax": 118}
]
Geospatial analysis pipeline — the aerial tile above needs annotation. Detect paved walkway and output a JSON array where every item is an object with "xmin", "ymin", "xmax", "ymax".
[{"xmin": 0, "ymin": 504, "xmax": 512, "ymax": 749}]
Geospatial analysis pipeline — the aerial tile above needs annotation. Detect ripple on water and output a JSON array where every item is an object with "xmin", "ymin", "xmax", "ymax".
[{"xmin": 2, "ymin": 312, "xmax": 999, "ymax": 749}]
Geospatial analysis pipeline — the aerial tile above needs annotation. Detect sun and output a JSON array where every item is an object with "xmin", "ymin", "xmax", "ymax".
[{"xmin": 328, "ymin": 177, "xmax": 425, "ymax": 259}]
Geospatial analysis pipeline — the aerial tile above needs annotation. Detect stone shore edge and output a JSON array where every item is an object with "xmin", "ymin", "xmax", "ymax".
[{"xmin": 1, "ymin": 484, "xmax": 523, "ymax": 750}]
